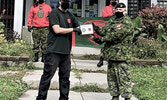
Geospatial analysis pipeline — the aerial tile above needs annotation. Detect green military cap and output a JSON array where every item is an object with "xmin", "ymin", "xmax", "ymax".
[{"xmin": 115, "ymin": 3, "xmax": 126, "ymax": 9}]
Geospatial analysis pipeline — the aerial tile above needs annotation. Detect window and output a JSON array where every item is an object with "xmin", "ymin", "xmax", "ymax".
[
  {"xmin": 69, "ymin": 0, "xmax": 82, "ymax": 17},
  {"xmin": 157, "ymin": 0, "xmax": 167, "ymax": 7},
  {"xmin": 128, "ymin": 0, "xmax": 151, "ymax": 19},
  {"xmin": 84, "ymin": 0, "xmax": 98, "ymax": 17}
]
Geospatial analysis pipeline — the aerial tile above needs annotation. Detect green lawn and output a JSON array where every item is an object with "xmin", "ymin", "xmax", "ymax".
[
  {"xmin": 131, "ymin": 66, "xmax": 167, "ymax": 100},
  {"xmin": 71, "ymin": 66, "xmax": 167, "ymax": 100},
  {"xmin": 0, "ymin": 66, "xmax": 167, "ymax": 100}
]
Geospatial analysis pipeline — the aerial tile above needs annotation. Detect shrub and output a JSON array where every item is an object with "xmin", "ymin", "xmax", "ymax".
[
  {"xmin": 139, "ymin": 4, "xmax": 167, "ymax": 38},
  {"xmin": 0, "ymin": 9, "xmax": 5, "ymax": 33},
  {"xmin": 132, "ymin": 38, "xmax": 161, "ymax": 59},
  {"xmin": 0, "ymin": 34, "xmax": 33, "ymax": 56}
]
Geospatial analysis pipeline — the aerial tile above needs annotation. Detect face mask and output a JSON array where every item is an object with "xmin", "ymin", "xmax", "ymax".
[
  {"xmin": 61, "ymin": 2, "xmax": 70, "ymax": 10},
  {"xmin": 39, "ymin": 0, "xmax": 44, "ymax": 4},
  {"xmin": 111, "ymin": 2, "xmax": 117, "ymax": 6},
  {"xmin": 115, "ymin": 11, "xmax": 124, "ymax": 18}
]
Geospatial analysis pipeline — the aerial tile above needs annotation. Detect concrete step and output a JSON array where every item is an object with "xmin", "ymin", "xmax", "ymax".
[
  {"xmin": 19, "ymin": 90, "xmax": 138, "ymax": 100},
  {"xmin": 22, "ymin": 70, "xmax": 80, "ymax": 89},
  {"xmin": 33, "ymin": 59, "xmax": 108, "ymax": 71},
  {"xmin": 72, "ymin": 59, "xmax": 107, "ymax": 71},
  {"xmin": 22, "ymin": 70, "xmax": 108, "ymax": 89}
]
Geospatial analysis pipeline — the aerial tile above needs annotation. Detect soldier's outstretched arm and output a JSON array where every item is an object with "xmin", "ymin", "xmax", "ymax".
[{"xmin": 96, "ymin": 21, "xmax": 112, "ymax": 36}]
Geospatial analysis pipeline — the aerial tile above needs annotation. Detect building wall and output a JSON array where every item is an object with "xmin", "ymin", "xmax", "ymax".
[
  {"xmin": 98, "ymin": 0, "xmax": 106, "ymax": 17},
  {"xmin": 152, "ymin": 0, "xmax": 157, "ymax": 5},
  {"xmin": 25, "ymin": 0, "xmax": 33, "ymax": 26}
]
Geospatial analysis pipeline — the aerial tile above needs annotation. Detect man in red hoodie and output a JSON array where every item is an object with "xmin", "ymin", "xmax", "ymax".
[
  {"xmin": 102, "ymin": 0, "xmax": 118, "ymax": 17},
  {"xmin": 28, "ymin": 0, "xmax": 52, "ymax": 62}
]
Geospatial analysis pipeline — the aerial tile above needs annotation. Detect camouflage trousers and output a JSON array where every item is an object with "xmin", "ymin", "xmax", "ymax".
[
  {"xmin": 107, "ymin": 61, "xmax": 132, "ymax": 98},
  {"xmin": 32, "ymin": 27, "xmax": 49, "ymax": 53}
]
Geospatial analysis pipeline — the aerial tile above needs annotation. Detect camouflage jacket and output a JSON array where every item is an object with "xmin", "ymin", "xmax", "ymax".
[{"xmin": 97, "ymin": 15, "xmax": 133, "ymax": 62}]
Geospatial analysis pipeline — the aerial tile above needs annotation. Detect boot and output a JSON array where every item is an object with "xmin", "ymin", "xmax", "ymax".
[
  {"xmin": 33, "ymin": 52, "xmax": 39, "ymax": 62},
  {"xmin": 41, "ymin": 53, "xmax": 45, "ymax": 63},
  {"xmin": 111, "ymin": 96, "xmax": 119, "ymax": 100},
  {"xmin": 125, "ymin": 98, "xmax": 130, "ymax": 100},
  {"xmin": 97, "ymin": 56, "xmax": 103, "ymax": 67}
]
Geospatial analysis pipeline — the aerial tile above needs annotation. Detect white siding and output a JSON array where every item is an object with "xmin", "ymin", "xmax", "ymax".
[
  {"xmin": 14, "ymin": 0, "xmax": 24, "ymax": 38},
  {"xmin": 98, "ymin": 0, "xmax": 106, "ymax": 17},
  {"xmin": 151, "ymin": 0, "xmax": 158, "ymax": 6},
  {"xmin": 25, "ymin": 0, "xmax": 34, "ymax": 26}
]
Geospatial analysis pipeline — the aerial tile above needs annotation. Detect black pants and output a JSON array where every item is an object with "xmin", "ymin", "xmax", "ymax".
[{"xmin": 36, "ymin": 53, "xmax": 71, "ymax": 100}]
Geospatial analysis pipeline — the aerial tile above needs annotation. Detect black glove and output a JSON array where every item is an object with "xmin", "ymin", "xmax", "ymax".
[
  {"xmin": 28, "ymin": 26, "xmax": 32, "ymax": 32},
  {"xmin": 93, "ymin": 37, "xmax": 103, "ymax": 45},
  {"xmin": 73, "ymin": 28, "xmax": 82, "ymax": 35},
  {"xmin": 92, "ymin": 22, "xmax": 99, "ymax": 31}
]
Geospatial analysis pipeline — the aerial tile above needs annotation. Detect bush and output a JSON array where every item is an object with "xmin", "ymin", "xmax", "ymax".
[
  {"xmin": 0, "ymin": 34, "xmax": 33, "ymax": 56},
  {"xmin": 0, "ymin": 70, "xmax": 29, "ymax": 100},
  {"xmin": 139, "ymin": 4, "xmax": 167, "ymax": 38},
  {"xmin": 132, "ymin": 8, "xmax": 167, "ymax": 60},
  {"xmin": 0, "ymin": 9, "xmax": 5, "ymax": 33}
]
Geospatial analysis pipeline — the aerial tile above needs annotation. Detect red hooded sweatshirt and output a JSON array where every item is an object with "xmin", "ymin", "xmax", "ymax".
[
  {"xmin": 28, "ymin": 2, "xmax": 52, "ymax": 27},
  {"xmin": 102, "ymin": 4, "xmax": 115, "ymax": 17}
]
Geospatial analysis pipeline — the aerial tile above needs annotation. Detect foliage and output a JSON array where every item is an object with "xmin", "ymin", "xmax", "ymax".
[
  {"xmin": 71, "ymin": 54, "xmax": 100, "ymax": 60},
  {"xmin": 139, "ymin": 4, "xmax": 167, "ymax": 38},
  {"xmin": 0, "ymin": 34, "xmax": 33, "ymax": 56},
  {"xmin": 132, "ymin": 17, "xmax": 147, "ymax": 43},
  {"xmin": 71, "ymin": 84, "xmax": 109, "ymax": 93},
  {"xmin": 131, "ymin": 66, "xmax": 167, "ymax": 100},
  {"xmin": 132, "ymin": 16, "xmax": 167, "ymax": 60},
  {"xmin": 0, "ymin": 9, "xmax": 5, "ymax": 33},
  {"xmin": 0, "ymin": 22, "xmax": 5, "ymax": 33},
  {"xmin": 0, "ymin": 70, "xmax": 29, "ymax": 100},
  {"xmin": 3, "ymin": 30, "xmax": 20, "ymax": 42},
  {"xmin": 71, "ymin": 68, "xmax": 106, "ymax": 74},
  {"xmin": 132, "ymin": 38, "xmax": 162, "ymax": 59}
]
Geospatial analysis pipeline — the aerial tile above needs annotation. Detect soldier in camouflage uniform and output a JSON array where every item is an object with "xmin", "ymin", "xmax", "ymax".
[{"xmin": 92, "ymin": 3, "xmax": 133, "ymax": 100}]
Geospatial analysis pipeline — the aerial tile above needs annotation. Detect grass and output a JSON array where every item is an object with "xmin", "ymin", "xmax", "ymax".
[
  {"xmin": 0, "ymin": 66, "xmax": 29, "ymax": 100},
  {"xmin": 71, "ymin": 84, "xmax": 109, "ymax": 93},
  {"xmin": 1, "ymin": 64, "xmax": 167, "ymax": 100},
  {"xmin": 131, "ymin": 66, "xmax": 167, "ymax": 100},
  {"xmin": 71, "ymin": 54, "xmax": 100, "ymax": 60},
  {"xmin": 71, "ymin": 68, "xmax": 106, "ymax": 74},
  {"xmin": 71, "ymin": 66, "xmax": 167, "ymax": 100}
]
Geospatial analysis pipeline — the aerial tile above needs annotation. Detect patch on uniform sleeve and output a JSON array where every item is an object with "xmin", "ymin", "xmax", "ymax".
[
  {"xmin": 67, "ymin": 19, "xmax": 71, "ymax": 23},
  {"xmin": 115, "ymin": 24, "xmax": 122, "ymax": 29}
]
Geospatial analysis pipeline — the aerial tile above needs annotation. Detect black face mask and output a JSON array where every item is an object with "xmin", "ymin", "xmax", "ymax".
[
  {"xmin": 61, "ymin": 3, "xmax": 70, "ymax": 10},
  {"xmin": 111, "ymin": 2, "xmax": 117, "ymax": 6},
  {"xmin": 39, "ymin": 0, "xmax": 44, "ymax": 4},
  {"xmin": 115, "ymin": 12, "xmax": 124, "ymax": 18}
]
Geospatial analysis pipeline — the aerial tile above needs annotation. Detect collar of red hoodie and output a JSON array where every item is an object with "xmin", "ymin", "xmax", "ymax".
[
  {"xmin": 109, "ymin": 4, "xmax": 115, "ymax": 8},
  {"xmin": 38, "ymin": 2, "xmax": 46, "ymax": 6}
]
